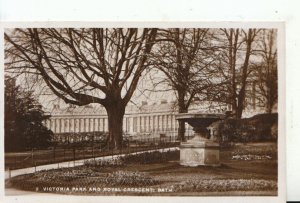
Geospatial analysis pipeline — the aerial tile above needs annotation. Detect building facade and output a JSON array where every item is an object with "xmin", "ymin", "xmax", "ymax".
[
  {"xmin": 45, "ymin": 96, "xmax": 266, "ymax": 143},
  {"xmin": 45, "ymin": 100, "xmax": 231, "ymax": 142}
]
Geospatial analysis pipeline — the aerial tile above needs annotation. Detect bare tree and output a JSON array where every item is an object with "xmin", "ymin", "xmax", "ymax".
[
  {"xmin": 5, "ymin": 28, "xmax": 157, "ymax": 149},
  {"xmin": 254, "ymin": 29, "xmax": 278, "ymax": 113},
  {"xmin": 151, "ymin": 28, "xmax": 214, "ymax": 141},
  {"xmin": 208, "ymin": 28, "xmax": 260, "ymax": 118}
]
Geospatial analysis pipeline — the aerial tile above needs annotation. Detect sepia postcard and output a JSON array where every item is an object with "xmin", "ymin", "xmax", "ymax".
[{"xmin": 1, "ymin": 22, "xmax": 286, "ymax": 203}]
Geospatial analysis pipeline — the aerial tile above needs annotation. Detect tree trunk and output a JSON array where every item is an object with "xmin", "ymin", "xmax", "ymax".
[
  {"xmin": 105, "ymin": 103, "xmax": 125, "ymax": 149},
  {"xmin": 177, "ymin": 91, "xmax": 188, "ymax": 141},
  {"xmin": 236, "ymin": 102, "xmax": 244, "ymax": 119},
  {"xmin": 266, "ymin": 98, "xmax": 273, "ymax": 114},
  {"xmin": 235, "ymin": 29, "xmax": 254, "ymax": 119},
  {"xmin": 177, "ymin": 120, "xmax": 186, "ymax": 141}
]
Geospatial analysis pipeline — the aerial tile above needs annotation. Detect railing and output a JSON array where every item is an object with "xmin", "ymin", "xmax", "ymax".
[{"xmin": 5, "ymin": 135, "xmax": 180, "ymax": 170}]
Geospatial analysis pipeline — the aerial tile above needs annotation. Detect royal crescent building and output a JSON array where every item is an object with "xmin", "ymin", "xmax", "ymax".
[{"xmin": 44, "ymin": 97, "xmax": 264, "ymax": 143}]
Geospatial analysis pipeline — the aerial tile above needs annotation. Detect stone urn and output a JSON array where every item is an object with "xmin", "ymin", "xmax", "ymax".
[{"xmin": 176, "ymin": 113, "xmax": 224, "ymax": 167}]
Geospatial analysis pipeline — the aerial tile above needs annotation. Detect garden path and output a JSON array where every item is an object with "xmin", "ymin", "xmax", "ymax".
[{"xmin": 5, "ymin": 147, "xmax": 179, "ymax": 180}]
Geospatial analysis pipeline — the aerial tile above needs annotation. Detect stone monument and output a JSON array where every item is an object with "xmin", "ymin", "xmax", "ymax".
[{"xmin": 176, "ymin": 113, "xmax": 224, "ymax": 167}]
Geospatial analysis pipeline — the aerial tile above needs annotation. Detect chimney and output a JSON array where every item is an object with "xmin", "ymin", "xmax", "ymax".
[{"xmin": 142, "ymin": 101, "xmax": 148, "ymax": 106}]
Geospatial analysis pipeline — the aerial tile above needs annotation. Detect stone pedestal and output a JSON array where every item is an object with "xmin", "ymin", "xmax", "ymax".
[
  {"xmin": 176, "ymin": 113, "xmax": 224, "ymax": 167},
  {"xmin": 180, "ymin": 141, "xmax": 220, "ymax": 167}
]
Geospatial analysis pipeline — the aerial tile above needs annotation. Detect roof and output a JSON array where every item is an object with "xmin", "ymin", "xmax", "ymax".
[{"xmin": 48, "ymin": 100, "xmax": 227, "ymax": 117}]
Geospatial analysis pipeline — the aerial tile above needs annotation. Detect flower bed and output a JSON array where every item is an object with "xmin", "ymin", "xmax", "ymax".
[
  {"xmin": 84, "ymin": 150, "xmax": 179, "ymax": 167},
  {"xmin": 173, "ymin": 178, "xmax": 277, "ymax": 192},
  {"xmin": 230, "ymin": 143, "xmax": 277, "ymax": 161},
  {"xmin": 121, "ymin": 150, "xmax": 179, "ymax": 164},
  {"xmin": 232, "ymin": 154, "xmax": 272, "ymax": 160},
  {"xmin": 8, "ymin": 167, "xmax": 160, "ymax": 193},
  {"xmin": 105, "ymin": 171, "xmax": 159, "ymax": 186}
]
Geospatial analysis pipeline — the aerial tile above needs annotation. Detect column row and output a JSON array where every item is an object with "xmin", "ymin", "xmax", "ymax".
[
  {"xmin": 47, "ymin": 118, "xmax": 108, "ymax": 133},
  {"xmin": 127, "ymin": 114, "xmax": 178, "ymax": 133},
  {"xmin": 47, "ymin": 114, "xmax": 180, "ymax": 134}
]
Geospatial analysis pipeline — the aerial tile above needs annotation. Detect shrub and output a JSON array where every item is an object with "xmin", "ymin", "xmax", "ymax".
[{"xmin": 213, "ymin": 113, "xmax": 278, "ymax": 144}]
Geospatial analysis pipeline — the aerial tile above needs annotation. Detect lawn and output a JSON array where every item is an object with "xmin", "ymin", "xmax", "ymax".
[{"xmin": 6, "ymin": 142, "xmax": 277, "ymax": 196}]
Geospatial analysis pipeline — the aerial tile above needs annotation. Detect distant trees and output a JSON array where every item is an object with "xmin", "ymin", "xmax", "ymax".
[
  {"xmin": 5, "ymin": 28, "xmax": 158, "ymax": 149},
  {"xmin": 5, "ymin": 76, "xmax": 53, "ymax": 152}
]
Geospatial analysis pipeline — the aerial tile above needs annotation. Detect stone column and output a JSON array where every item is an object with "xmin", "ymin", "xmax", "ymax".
[
  {"xmin": 94, "ymin": 118, "xmax": 98, "ymax": 131},
  {"xmin": 104, "ymin": 118, "xmax": 108, "ymax": 132},
  {"xmin": 127, "ymin": 117, "xmax": 130, "ymax": 133},
  {"xmin": 125, "ymin": 117, "xmax": 129, "ymax": 133},
  {"xmin": 145, "ymin": 116, "xmax": 148, "ymax": 132},
  {"xmin": 60, "ymin": 119, "xmax": 64, "ymax": 133},
  {"xmin": 141, "ymin": 116, "xmax": 143, "ymax": 132},
  {"xmin": 157, "ymin": 115, "xmax": 160, "ymax": 132},
  {"xmin": 74, "ymin": 119, "xmax": 77, "ymax": 133},
  {"xmin": 77, "ymin": 118, "xmax": 80, "ymax": 133},
  {"xmin": 153, "ymin": 116, "xmax": 156, "ymax": 132},
  {"xmin": 171, "ymin": 115, "xmax": 173, "ymax": 131},
  {"xmin": 142, "ymin": 116, "xmax": 145, "ymax": 132},
  {"xmin": 99, "ymin": 118, "xmax": 103, "ymax": 131},
  {"xmin": 149, "ymin": 116, "xmax": 153, "ymax": 132},
  {"xmin": 56, "ymin": 119, "xmax": 60, "ymax": 133},
  {"xmin": 64, "ymin": 119, "xmax": 69, "ymax": 133},
  {"xmin": 137, "ymin": 116, "xmax": 140, "ymax": 133},
  {"xmin": 133, "ymin": 117, "xmax": 136, "ymax": 132},
  {"xmin": 165, "ymin": 115, "xmax": 168, "ymax": 132},
  {"xmin": 148, "ymin": 116, "xmax": 151, "ymax": 132},
  {"xmin": 90, "ymin": 118, "xmax": 94, "ymax": 132},
  {"xmin": 81, "ymin": 119, "xmax": 85, "ymax": 132},
  {"xmin": 123, "ymin": 117, "xmax": 126, "ymax": 133},
  {"xmin": 69, "ymin": 119, "xmax": 73, "ymax": 133},
  {"xmin": 162, "ymin": 115, "xmax": 165, "ymax": 132},
  {"xmin": 85, "ymin": 118, "xmax": 88, "ymax": 132},
  {"xmin": 51, "ymin": 120, "xmax": 55, "ymax": 133},
  {"xmin": 161, "ymin": 115, "xmax": 164, "ymax": 132}
]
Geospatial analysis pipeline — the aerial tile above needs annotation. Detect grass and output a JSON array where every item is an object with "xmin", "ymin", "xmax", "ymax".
[{"xmin": 6, "ymin": 142, "xmax": 278, "ymax": 196}]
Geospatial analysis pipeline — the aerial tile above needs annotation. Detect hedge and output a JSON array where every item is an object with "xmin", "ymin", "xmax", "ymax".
[{"xmin": 211, "ymin": 113, "xmax": 278, "ymax": 143}]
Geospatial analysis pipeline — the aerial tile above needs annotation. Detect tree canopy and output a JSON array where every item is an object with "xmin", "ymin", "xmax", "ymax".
[
  {"xmin": 5, "ymin": 28, "xmax": 158, "ymax": 148},
  {"xmin": 4, "ymin": 28, "xmax": 278, "ymax": 145}
]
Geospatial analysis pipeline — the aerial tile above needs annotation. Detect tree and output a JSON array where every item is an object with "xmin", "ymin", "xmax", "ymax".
[
  {"xmin": 5, "ymin": 76, "xmax": 53, "ymax": 152},
  {"xmin": 255, "ymin": 29, "xmax": 278, "ymax": 113},
  {"xmin": 151, "ymin": 28, "xmax": 214, "ymax": 141},
  {"xmin": 208, "ymin": 28, "xmax": 260, "ymax": 118},
  {"xmin": 5, "ymin": 28, "xmax": 158, "ymax": 149}
]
